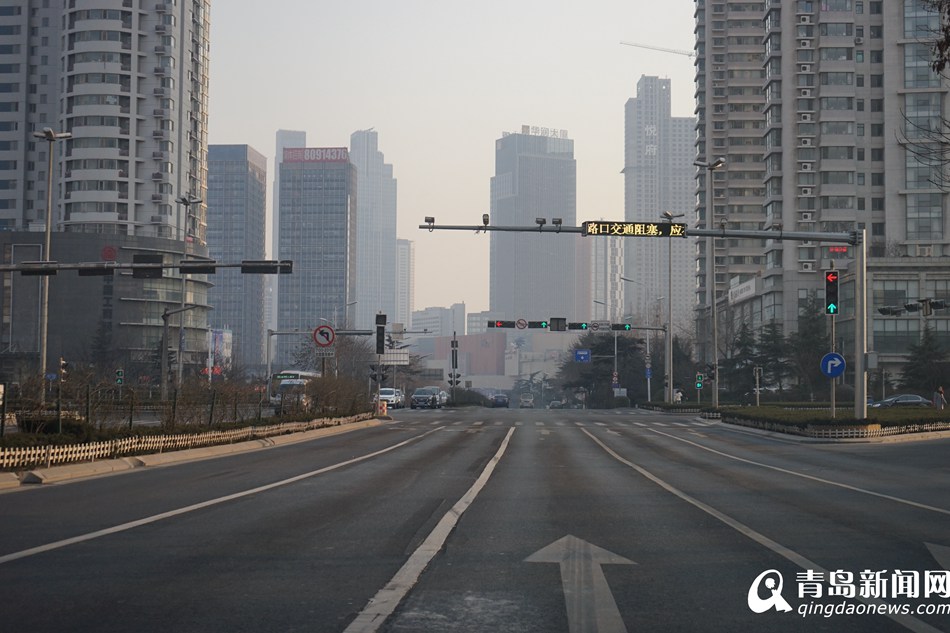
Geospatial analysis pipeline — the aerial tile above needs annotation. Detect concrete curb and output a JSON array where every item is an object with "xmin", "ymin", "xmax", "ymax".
[
  {"xmin": 0, "ymin": 471, "xmax": 22, "ymax": 490},
  {"xmin": 22, "ymin": 458, "xmax": 134, "ymax": 484},
  {"xmin": 13, "ymin": 417, "xmax": 382, "ymax": 487}
]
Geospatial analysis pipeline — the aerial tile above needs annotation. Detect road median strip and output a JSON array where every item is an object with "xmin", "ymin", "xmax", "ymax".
[{"xmin": 9, "ymin": 418, "xmax": 382, "ymax": 487}]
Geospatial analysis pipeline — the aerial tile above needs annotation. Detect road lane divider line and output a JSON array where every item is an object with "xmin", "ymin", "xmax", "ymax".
[
  {"xmin": 344, "ymin": 427, "xmax": 516, "ymax": 633},
  {"xmin": 0, "ymin": 428, "xmax": 445, "ymax": 566},
  {"xmin": 645, "ymin": 427, "xmax": 950, "ymax": 516},
  {"xmin": 582, "ymin": 429, "xmax": 943, "ymax": 633}
]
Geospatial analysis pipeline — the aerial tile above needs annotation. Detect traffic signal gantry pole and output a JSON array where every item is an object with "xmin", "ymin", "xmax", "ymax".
[{"xmin": 419, "ymin": 218, "xmax": 867, "ymax": 418}]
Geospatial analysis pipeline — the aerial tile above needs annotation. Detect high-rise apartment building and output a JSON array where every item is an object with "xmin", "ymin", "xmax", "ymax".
[
  {"xmin": 591, "ymin": 237, "xmax": 624, "ymax": 322},
  {"xmin": 274, "ymin": 147, "xmax": 356, "ymax": 368},
  {"xmin": 490, "ymin": 126, "xmax": 586, "ymax": 322},
  {"xmin": 207, "ymin": 145, "xmax": 267, "ymax": 371},
  {"xmin": 350, "ymin": 130, "xmax": 397, "ymax": 330},
  {"xmin": 0, "ymin": 1, "xmax": 212, "ymax": 381},
  {"xmin": 623, "ymin": 76, "xmax": 696, "ymax": 334},
  {"xmin": 395, "ymin": 239, "xmax": 415, "ymax": 329},
  {"xmin": 694, "ymin": 1, "xmax": 950, "ymax": 387}
]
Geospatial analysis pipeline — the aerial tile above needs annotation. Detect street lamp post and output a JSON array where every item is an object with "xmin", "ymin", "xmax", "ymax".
[
  {"xmin": 32, "ymin": 127, "xmax": 72, "ymax": 403},
  {"xmin": 620, "ymin": 276, "xmax": 660, "ymax": 402},
  {"xmin": 161, "ymin": 305, "xmax": 198, "ymax": 401},
  {"xmin": 694, "ymin": 157, "xmax": 725, "ymax": 408},
  {"xmin": 175, "ymin": 194, "xmax": 202, "ymax": 388},
  {"xmin": 662, "ymin": 211, "xmax": 686, "ymax": 403}
]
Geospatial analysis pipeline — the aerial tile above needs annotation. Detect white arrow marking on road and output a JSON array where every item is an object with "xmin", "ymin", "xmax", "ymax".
[{"xmin": 525, "ymin": 535, "xmax": 634, "ymax": 633}]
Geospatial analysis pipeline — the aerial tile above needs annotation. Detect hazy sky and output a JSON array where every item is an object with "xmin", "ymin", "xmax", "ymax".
[{"xmin": 208, "ymin": 1, "xmax": 696, "ymax": 314}]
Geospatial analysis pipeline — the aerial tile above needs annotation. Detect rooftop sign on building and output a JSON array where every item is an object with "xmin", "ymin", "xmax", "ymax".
[{"xmin": 282, "ymin": 147, "xmax": 349, "ymax": 163}]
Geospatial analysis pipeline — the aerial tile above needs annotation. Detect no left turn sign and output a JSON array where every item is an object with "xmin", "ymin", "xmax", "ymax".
[{"xmin": 313, "ymin": 324, "xmax": 336, "ymax": 347}]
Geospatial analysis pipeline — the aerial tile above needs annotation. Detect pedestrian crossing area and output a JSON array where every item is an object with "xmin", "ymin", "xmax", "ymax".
[{"xmin": 388, "ymin": 411, "xmax": 719, "ymax": 432}]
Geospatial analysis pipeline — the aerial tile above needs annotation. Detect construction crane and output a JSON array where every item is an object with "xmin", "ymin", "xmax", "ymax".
[{"xmin": 620, "ymin": 41, "xmax": 696, "ymax": 58}]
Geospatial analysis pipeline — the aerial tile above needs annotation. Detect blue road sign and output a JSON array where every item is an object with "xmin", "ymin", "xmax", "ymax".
[
  {"xmin": 820, "ymin": 352, "xmax": 846, "ymax": 378},
  {"xmin": 645, "ymin": 367, "xmax": 652, "ymax": 379},
  {"xmin": 575, "ymin": 349, "xmax": 591, "ymax": 363}
]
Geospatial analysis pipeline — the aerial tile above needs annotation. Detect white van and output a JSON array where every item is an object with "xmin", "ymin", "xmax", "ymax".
[{"xmin": 519, "ymin": 393, "xmax": 535, "ymax": 408}]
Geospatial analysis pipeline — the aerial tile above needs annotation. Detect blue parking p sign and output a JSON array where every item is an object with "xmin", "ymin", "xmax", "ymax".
[{"xmin": 820, "ymin": 352, "xmax": 846, "ymax": 378}]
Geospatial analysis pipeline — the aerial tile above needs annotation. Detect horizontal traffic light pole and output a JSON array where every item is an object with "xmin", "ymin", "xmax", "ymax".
[
  {"xmin": 488, "ymin": 320, "xmax": 666, "ymax": 332},
  {"xmin": 4, "ymin": 259, "xmax": 293, "ymax": 276},
  {"xmin": 419, "ymin": 220, "xmax": 859, "ymax": 245}
]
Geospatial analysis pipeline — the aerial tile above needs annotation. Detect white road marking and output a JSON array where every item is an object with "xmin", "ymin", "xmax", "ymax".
[
  {"xmin": 0, "ymin": 427, "xmax": 445, "ymax": 566},
  {"xmin": 344, "ymin": 427, "xmax": 515, "ymax": 633},
  {"xmin": 583, "ymin": 429, "xmax": 943, "ymax": 633},
  {"xmin": 526, "ymin": 535, "xmax": 634, "ymax": 633},
  {"xmin": 647, "ymin": 427, "xmax": 950, "ymax": 516}
]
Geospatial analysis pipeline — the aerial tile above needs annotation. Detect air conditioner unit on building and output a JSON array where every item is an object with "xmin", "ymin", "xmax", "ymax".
[
  {"xmin": 800, "ymin": 15, "xmax": 811, "ymax": 23},
  {"xmin": 801, "ymin": 65, "xmax": 810, "ymax": 72},
  {"xmin": 153, "ymin": 88, "xmax": 165, "ymax": 96},
  {"xmin": 801, "ymin": 212, "xmax": 814, "ymax": 222},
  {"xmin": 801, "ymin": 187, "xmax": 812, "ymax": 196},
  {"xmin": 855, "ymin": 37, "xmax": 863, "ymax": 44},
  {"xmin": 801, "ymin": 88, "xmax": 811, "ymax": 97},
  {"xmin": 917, "ymin": 245, "xmax": 933, "ymax": 257},
  {"xmin": 802, "ymin": 241, "xmax": 815, "ymax": 247},
  {"xmin": 800, "ymin": 40, "xmax": 810, "ymax": 48},
  {"xmin": 801, "ymin": 113, "xmax": 813, "ymax": 122},
  {"xmin": 801, "ymin": 138, "xmax": 812, "ymax": 147},
  {"xmin": 155, "ymin": 24, "xmax": 167, "ymax": 33},
  {"xmin": 801, "ymin": 262, "xmax": 816, "ymax": 272},
  {"xmin": 802, "ymin": 163, "xmax": 813, "ymax": 171},
  {"xmin": 151, "ymin": 172, "xmax": 163, "ymax": 180},
  {"xmin": 151, "ymin": 194, "xmax": 163, "ymax": 201}
]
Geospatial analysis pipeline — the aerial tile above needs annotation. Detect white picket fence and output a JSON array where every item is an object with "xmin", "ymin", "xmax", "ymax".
[
  {"xmin": 721, "ymin": 416, "xmax": 950, "ymax": 439},
  {"xmin": 0, "ymin": 415, "xmax": 371, "ymax": 471}
]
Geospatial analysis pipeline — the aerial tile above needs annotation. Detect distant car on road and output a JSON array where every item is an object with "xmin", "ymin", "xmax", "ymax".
[
  {"xmin": 519, "ymin": 393, "xmax": 535, "ymax": 408},
  {"xmin": 490, "ymin": 393, "xmax": 510, "ymax": 408},
  {"xmin": 548, "ymin": 400, "xmax": 563, "ymax": 409},
  {"xmin": 410, "ymin": 386, "xmax": 442, "ymax": 409},
  {"xmin": 869, "ymin": 394, "xmax": 932, "ymax": 408},
  {"xmin": 376, "ymin": 388, "xmax": 401, "ymax": 409}
]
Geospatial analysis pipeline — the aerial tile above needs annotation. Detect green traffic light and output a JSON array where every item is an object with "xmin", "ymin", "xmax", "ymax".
[{"xmin": 580, "ymin": 323, "xmax": 588, "ymax": 329}]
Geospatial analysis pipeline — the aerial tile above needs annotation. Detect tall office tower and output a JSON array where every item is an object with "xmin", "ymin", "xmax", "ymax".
[
  {"xmin": 622, "ymin": 76, "xmax": 696, "ymax": 334},
  {"xmin": 274, "ymin": 147, "xmax": 356, "ymax": 368},
  {"xmin": 350, "ymin": 129, "xmax": 397, "ymax": 329},
  {"xmin": 0, "ymin": 2, "xmax": 212, "ymax": 380},
  {"xmin": 207, "ymin": 145, "xmax": 267, "ymax": 371},
  {"xmin": 490, "ymin": 126, "xmax": 583, "ymax": 322},
  {"xmin": 693, "ymin": 1, "xmax": 768, "ymax": 365},
  {"xmin": 268, "ymin": 130, "xmax": 306, "ymax": 333},
  {"xmin": 395, "ymin": 239, "xmax": 415, "ymax": 329}
]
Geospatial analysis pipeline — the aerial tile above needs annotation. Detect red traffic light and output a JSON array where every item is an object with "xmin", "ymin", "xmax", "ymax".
[{"xmin": 825, "ymin": 271, "xmax": 838, "ymax": 283}]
